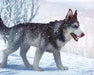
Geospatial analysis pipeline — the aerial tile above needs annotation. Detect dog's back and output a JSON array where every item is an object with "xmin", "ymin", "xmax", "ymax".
[{"xmin": 8, "ymin": 22, "xmax": 59, "ymax": 48}]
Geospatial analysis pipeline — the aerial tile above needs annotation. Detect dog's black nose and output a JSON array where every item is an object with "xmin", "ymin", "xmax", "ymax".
[{"xmin": 80, "ymin": 33, "xmax": 85, "ymax": 37}]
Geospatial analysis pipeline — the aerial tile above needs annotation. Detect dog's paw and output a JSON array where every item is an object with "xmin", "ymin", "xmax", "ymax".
[
  {"xmin": 33, "ymin": 67, "xmax": 44, "ymax": 71},
  {"xmin": 0, "ymin": 64, "xmax": 6, "ymax": 68},
  {"xmin": 63, "ymin": 66, "xmax": 68, "ymax": 70},
  {"xmin": 58, "ymin": 66, "xmax": 68, "ymax": 70},
  {"xmin": 26, "ymin": 65, "xmax": 33, "ymax": 68},
  {"xmin": 38, "ymin": 67, "xmax": 44, "ymax": 71}
]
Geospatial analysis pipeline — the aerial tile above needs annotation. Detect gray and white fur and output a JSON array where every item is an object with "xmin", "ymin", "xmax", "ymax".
[{"xmin": 0, "ymin": 9, "xmax": 85, "ymax": 71}]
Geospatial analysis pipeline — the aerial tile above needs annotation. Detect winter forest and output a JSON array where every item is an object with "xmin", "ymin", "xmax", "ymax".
[{"xmin": 0, "ymin": 0, "xmax": 94, "ymax": 75}]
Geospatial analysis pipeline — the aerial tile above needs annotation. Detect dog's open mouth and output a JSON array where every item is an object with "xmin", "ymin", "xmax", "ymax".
[{"xmin": 71, "ymin": 33, "xmax": 79, "ymax": 41}]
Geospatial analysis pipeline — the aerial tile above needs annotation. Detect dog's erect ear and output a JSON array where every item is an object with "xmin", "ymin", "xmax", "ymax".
[
  {"xmin": 65, "ymin": 9, "xmax": 73, "ymax": 20},
  {"xmin": 73, "ymin": 10, "xmax": 77, "ymax": 20}
]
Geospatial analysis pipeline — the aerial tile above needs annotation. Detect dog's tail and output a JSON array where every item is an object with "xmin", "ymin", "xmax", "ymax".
[{"xmin": 0, "ymin": 16, "xmax": 11, "ymax": 43}]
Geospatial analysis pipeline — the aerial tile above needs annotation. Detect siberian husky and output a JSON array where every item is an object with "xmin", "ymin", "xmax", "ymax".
[{"xmin": 0, "ymin": 9, "xmax": 84, "ymax": 71}]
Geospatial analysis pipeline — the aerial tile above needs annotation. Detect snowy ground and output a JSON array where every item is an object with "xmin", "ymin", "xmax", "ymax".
[{"xmin": 0, "ymin": 39, "xmax": 94, "ymax": 75}]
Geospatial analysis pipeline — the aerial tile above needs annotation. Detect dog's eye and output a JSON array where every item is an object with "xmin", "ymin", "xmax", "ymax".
[{"xmin": 72, "ymin": 25, "xmax": 79, "ymax": 28}]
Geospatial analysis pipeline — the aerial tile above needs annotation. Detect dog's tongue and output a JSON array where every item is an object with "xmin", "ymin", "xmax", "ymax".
[{"xmin": 71, "ymin": 33, "xmax": 79, "ymax": 41}]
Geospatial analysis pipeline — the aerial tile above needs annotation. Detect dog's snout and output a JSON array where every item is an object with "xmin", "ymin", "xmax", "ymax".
[{"xmin": 80, "ymin": 33, "xmax": 85, "ymax": 37}]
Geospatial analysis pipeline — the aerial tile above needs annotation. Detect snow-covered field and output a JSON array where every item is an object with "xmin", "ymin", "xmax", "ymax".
[
  {"xmin": 0, "ymin": 39, "xmax": 94, "ymax": 75},
  {"xmin": 0, "ymin": 0, "xmax": 94, "ymax": 75}
]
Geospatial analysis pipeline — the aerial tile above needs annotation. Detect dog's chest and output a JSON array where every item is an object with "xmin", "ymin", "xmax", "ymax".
[
  {"xmin": 44, "ymin": 40, "xmax": 66, "ymax": 52},
  {"xmin": 56, "ymin": 40, "xmax": 66, "ymax": 49}
]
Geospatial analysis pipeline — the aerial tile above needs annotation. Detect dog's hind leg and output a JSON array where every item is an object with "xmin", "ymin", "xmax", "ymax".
[
  {"xmin": 33, "ymin": 49, "xmax": 44, "ymax": 71},
  {"xmin": 20, "ymin": 44, "xmax": 33, "ymax": 68},
  {"xmin": 0, "ymin": 45, "xmax": 19, "ymax": 68},
  {"xmin": 53, "ymin": 51, "xmax": 68, "ymax": 70}
]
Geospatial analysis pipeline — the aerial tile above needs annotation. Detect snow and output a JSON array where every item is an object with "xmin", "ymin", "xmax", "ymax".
[{"xmin": 0, "ymin": 39, "xmax": 94, "ymax": 75}]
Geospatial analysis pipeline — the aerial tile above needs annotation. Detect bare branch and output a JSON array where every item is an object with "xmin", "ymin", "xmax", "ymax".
[
  {"xmin": 29, "ymin": 5, "xmax": 39, "ymax": 22},
  {"xmin": 0, "ymin": 0, "xmax": 40, "ymax": 26},
  {"xmin": 28, "ymin": 0, "xmax": 39, "ymax": 22}
]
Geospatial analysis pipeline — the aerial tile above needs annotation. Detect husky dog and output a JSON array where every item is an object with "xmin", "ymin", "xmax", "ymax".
[{"xmin": 0, "ymin": 9, "xmax": 84, "ymax": 71}]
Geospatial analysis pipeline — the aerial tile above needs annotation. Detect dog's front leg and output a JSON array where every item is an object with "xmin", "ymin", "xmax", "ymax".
[
  {"xmin": 53, "ymin": 51, "xmax": 68, "ymax": 70},
  {"xmin": 33, "ymin": 49, "xmax": 44, "ymax": 71}
]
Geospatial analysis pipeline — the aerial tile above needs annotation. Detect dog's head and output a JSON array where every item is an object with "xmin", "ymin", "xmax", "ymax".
[{"xmin": 64, "ymin": 9, "xmax": 85, "ymax": 41}]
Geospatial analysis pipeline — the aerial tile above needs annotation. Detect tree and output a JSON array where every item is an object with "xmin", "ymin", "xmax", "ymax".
[{"xmin": 0, "ymin": 0, "xmax": 39, "ymax": 27}]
